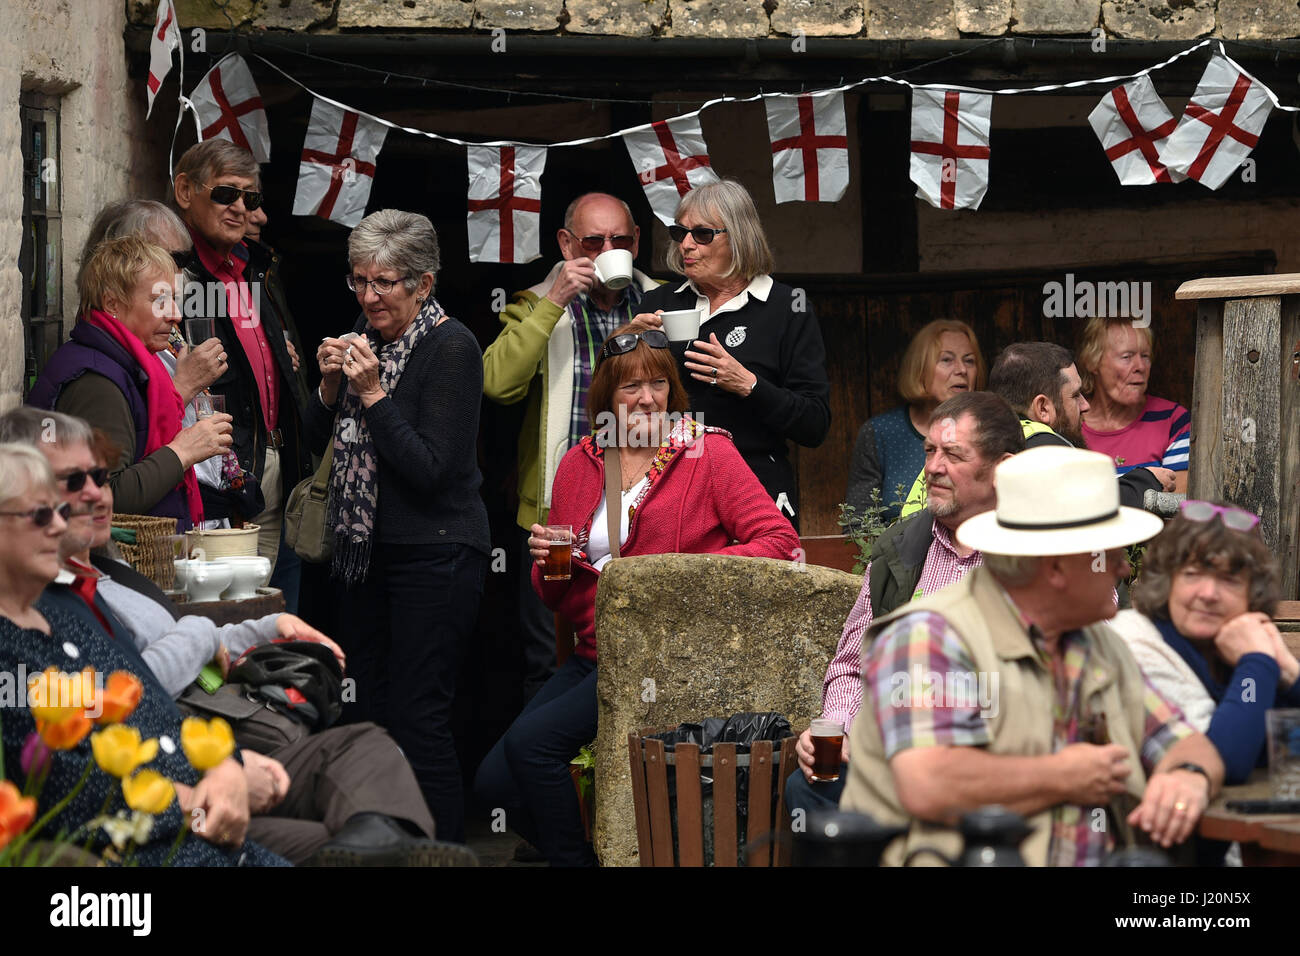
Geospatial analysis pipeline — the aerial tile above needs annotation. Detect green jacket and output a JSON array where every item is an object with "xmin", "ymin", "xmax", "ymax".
[
  {"xmin": 867, "ymin": 507, "xmax": 937, "ymax": 620},
  {"xmin": 481, "ymin": 262, "xmax": 660, "ymax": 530}
]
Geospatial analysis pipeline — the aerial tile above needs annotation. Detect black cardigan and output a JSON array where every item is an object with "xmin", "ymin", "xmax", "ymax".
[
  {"xmin": 637, "ymin": 277, "xmax": 831, "ymax": 460},
  {"xmin": 303, "ymin": 315, "xmax": 491, "ymax": 555}
]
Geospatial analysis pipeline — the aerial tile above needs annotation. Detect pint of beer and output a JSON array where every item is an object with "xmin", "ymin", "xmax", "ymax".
[
  {"xmin": 809, "ymin": 718, "xmax": 845, "ymax": 782},
  {"xmin": 543, "ymin": 524, "xmax": 573, "ymax": 581}
]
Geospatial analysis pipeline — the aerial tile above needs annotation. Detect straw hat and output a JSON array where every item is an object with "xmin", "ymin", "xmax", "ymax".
[{"xmin": 956, "ymin": 446, "xmax": 1164, "ymax": 556}]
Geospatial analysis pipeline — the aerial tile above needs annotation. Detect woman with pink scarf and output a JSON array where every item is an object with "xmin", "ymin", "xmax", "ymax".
[{"xmin": 28, "ymin": 235, "xmax": 231, "ymax": 531}]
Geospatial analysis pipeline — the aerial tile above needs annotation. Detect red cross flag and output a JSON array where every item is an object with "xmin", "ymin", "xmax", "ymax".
[
  {"xmin": 623, "ymin": 116, "xmax": 719, "ymax": 225},
  {"xmin": 146, "ymin": 0, "xmax": 181, "ymax": 119},
  {"xmin": 189, "ymin": 54, "xmax": 271, "ymax": 163},
  {"xmin": 292, "ymin": 98, "xmax": 388, "ymax": 228},
  {"xmin": 765, "ymin": 92, "xmax": 850, "ymax": 204},
  {"xmin": 466, "ymin": 145, "xmax": 547, "ymax": 264},
  {"xmin": 909, "ymin": 89, "xmax": 992, "ymax": 211},
  {"xmin": 1160, "ymin": 54, "xmax": 1274, "ymax": 190},
  {"xmin": 1088, "ymin": 77, "xmax": 1184, "ymax": 186}
]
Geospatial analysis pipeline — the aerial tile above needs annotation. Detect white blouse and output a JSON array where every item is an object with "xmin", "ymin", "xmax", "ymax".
[{"xmin": 586, "ymin": 475, "xmax": 647, "ymax": 571}]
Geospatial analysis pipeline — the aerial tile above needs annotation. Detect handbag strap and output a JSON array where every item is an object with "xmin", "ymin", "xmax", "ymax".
[
  {"xmin": 312, "ymin": 424, "xmax": 336, "ymax": 492},
  {"xmin": 604, "ymin": 446, "xmax": 621, "ymax": 561}
]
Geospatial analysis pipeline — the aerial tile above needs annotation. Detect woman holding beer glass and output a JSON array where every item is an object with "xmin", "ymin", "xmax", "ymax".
[
  {"xmin": 474, "ymin": 323, "xmax": 799, "ymax": 866},
  {"xmin": 307, "ymin": 209, "xmax": 489, "ymax": 844}
]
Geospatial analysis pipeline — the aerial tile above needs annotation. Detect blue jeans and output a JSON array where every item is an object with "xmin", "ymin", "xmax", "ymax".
[
  {"xmin": 474, "ymin": 654, "xmax": 597, "ymax": 866},
  {"xmin": 270, "ymin": 519, "xmax": 301, "ymax": 615},
  {"xmin": 341, "ymin": 541, "xmax": 487, "ymax": 843},
  {"xmin": 783, "ymin": 763, "xmax": 848, "ymax": 818}
]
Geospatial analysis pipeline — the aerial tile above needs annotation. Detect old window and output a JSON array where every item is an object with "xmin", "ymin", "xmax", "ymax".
[{"xmin": 19, "ymin": 92, "xmax": 64, "ymax": 394}]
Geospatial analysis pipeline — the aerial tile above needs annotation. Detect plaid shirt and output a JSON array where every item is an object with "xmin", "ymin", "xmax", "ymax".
[
  {"xmin": 568, "ymin": 285, "xmax": 644, "ymax": 450},
  {"xmin": 822, "ymin": 519, "xmax": 981, "ymax": 729},
  {"xmin": 865, "ymin": 592, "xmax": 1195, "ymax": 867}
]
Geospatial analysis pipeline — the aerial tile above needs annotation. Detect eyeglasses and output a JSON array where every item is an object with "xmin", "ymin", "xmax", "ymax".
[
  {"xmin": 0, "ymin": 502, "xmax": 73, "ymax": 527},
  {"xmin": 345, "ymin": 275, "xmax": 409, "ymax": 296},
  {"xmin": 597, "ymin": 330, "xmax": 670, "ymax": 366},
  {"xmin": 1180, "ymin": 499, "xmax": 1260, "ymax": 532},
  {"xmin": 564, "ymin": 230, "xmax": 636, "ymax": 255},
  {"xmin": 667, "ymin": 224, "xmax": 728, "ymax": 245},
  {"xmin": 57, "ymin": 468, "xmax": 110, "ymax": 492},
  {"xmin": 198, "ymin": 182, "xmax": 264, "ymax": 211}
]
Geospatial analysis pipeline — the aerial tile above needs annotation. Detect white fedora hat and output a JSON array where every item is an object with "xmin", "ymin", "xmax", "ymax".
[{"xmin": 956, "ymin": 446, "xmax": 1164, "ymax": 556}]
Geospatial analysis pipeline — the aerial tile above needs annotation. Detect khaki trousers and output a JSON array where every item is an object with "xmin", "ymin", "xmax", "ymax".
[{"xmin": 253, "ymin": 446, "xmax": 283, "ymax": 573}]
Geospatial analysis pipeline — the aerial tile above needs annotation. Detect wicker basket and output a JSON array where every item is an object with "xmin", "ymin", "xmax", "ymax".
[{"xmin": 113, "ymin": 514, "xmax": 179, "ymax": 589}]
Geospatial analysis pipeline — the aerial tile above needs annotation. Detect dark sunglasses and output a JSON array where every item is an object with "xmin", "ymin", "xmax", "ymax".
[
  {"xmin": 1180, "ymin": 499, "xmax": 1260, "ymax": 532},
  {"xmin": 564, "ymin": 230, "xmax": 635, "ymax": 255},
  {"xmin": 667, "ymin": 224, "xmax": 727, "ymax": 245},
  {"xmin": 597, "ymin": 330, "xmax": 670, "ymax": 366},
  {"xmin": 199, "ymin": 182, "xmax": 264, "ymax": 211},
  {"xmin": 57, "ymin": 468, "xmax": 111, "ymax": 492},
  {"xmin": 0, "ymin": 502, "xmax": 73, "ymax": 527}
]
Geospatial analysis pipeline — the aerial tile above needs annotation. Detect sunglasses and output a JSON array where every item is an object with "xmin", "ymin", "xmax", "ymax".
[
  {"xmin": 1180, "ymin": 499, "xmax": 1260, "ymax": 532},
  {"xmin": 0, "ymin": 502, "xmax": 73, "ymax": 527},
  {"xmin": 667, "ymin": 224, "xmax": 727, "ymax": 245},
  {"xmin": 57, "ymin": 468, "xmax": 111, "ymax": 492},
  {"xmin": 199, "ymin": 182, "xmax": 264, "ymax": 211},
  {"xmin": 564, "ymin": 230, "xmax": 635, "ymax": 255},
  {"xmin": 597, "ymin": 330, "xmax": 670, "ymax": 366}
]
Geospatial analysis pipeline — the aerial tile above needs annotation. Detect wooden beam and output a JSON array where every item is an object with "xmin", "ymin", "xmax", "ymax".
[
  {"xmin": 1177, "ymin": 274, "xmax": 1300, "ymax": 300},
  {"xmin": 1220, "ymin": 297, "xmax": 1282, "ymax": 550},
  {"xmin": 1189, "ymin": 299, "xmax": 1224, "ymax": 502},
  {"xmin": 1281, "ymin": 298, "xmax": 1300, "ymax": 600}
]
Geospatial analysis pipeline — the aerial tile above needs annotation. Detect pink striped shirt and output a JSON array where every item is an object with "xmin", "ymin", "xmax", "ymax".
[{"xmin": 821, "ymin": 518, "xmax": 982, "ymax": 730}]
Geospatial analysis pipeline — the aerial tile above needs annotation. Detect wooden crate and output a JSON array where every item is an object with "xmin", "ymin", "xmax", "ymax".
[{"xmin": 627, "ymin": 728, "xmax": 799, "ymax": 867}]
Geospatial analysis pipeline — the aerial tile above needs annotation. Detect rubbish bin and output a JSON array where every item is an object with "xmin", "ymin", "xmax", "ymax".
[{"xmin": 627, "ymin": 713, "xmax": 797, "ymax": 867}]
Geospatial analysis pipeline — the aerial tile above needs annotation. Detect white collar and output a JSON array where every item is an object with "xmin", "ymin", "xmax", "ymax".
[
  {"xmin": 673, "ymin": 274, "xmax": 773, "ymax": 303},
  {"xmin": 54, "ymin": 568, "xmax": 77, "ymax": 585}
]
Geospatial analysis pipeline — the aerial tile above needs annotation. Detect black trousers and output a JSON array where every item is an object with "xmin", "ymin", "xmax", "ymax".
[
  {"xmin": 340, "ymin": 541, "xmax": 487, "ymax": 843},
  {"xmin": 742, "ymin": 450, "xmax": 800, "ymax": 534},
  {"xmin": 245, "ymin": 721, "xmax": 436, "ymax": 864},
  {"xmin": 518, "ymin": 526, "xmax": 557, "ymax": 702}
]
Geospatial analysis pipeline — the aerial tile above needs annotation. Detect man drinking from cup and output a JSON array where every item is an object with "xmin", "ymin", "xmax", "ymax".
[{"xmin": 482, "ymin": 192, "xmax": 660, "ymax": 702}]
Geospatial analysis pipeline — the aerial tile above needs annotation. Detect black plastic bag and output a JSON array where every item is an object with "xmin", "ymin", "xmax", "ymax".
[{"xmin": 645, "ymin": 712, "xmax": 793, "ymax": 813}]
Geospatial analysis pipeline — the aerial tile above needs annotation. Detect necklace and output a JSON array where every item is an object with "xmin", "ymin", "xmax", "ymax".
[{"xmin": 619, "ymin": 450, "xmax": 655, "ymax": 492}]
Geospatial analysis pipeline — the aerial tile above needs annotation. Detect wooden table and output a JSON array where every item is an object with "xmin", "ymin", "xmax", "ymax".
[
  {"xmin": 175, "ymin": 587, "xmax": 285, "ymax": 626},
  {"xmin": 1199, "ymin": 776, "xmax": 1300, "ymax": 865}
]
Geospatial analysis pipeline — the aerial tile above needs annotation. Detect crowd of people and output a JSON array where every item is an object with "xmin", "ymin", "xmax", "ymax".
[{"xmin": 0, "ymin": 134, "xmax": 1288, "ymax": 868}]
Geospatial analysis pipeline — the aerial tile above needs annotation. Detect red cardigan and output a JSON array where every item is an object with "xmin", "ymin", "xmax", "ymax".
[{"xmin": 533, "ymin": 421, "xmax": 800, "ymax": 662}]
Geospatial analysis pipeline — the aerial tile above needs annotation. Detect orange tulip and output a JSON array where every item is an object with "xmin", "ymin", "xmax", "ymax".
[
  {"xmin": 0, "ymin": 781, "xmax": 37, "ymax": 850},
  {"xmin": 96, "ymin": 672, "xmax": 143, "ymax": 725},
  {"xmin": 36, "ymin": 713, "xmax": 93, "ymax": 751}
]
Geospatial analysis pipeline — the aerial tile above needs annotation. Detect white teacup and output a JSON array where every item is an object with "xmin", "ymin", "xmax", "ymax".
[
  {"xmin": 186, "ymin": 561, "xmax": 233, "ymax": 603},
  {"xmin": 660, "ymin": 309, "xmax": 702, "ymax": 342},
  {"xmin": 220, "ymin": 556, "xmax": 273, "ymax": 601},
  {"xmin": 593, "ymin": 249, "xmax": 634, "ymax": 291}
]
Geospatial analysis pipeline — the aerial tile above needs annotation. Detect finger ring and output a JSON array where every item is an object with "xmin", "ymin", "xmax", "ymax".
[{"xmin": 1174, "ymin": 801, "xmax": 1188, "ymax": 812}]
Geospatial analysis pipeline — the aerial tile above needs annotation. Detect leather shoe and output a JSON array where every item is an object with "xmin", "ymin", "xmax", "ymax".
[{"xmin": 307, "ymin": 813, "xmax": 478, "ymax": 867}]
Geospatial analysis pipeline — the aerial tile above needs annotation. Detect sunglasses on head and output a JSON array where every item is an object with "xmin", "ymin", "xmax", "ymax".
[
  {"xmin": 57, "ymin": 468, "xmax": 110, "ymax": 492},
  {"xmin": 171, "ymin": 248, "xmax": 197, "ymax": 272},
  {"xmin": 1180, "ymin": 499, "xmax": 1260, "ymax": 532},
  {"xmin": 564, "ymin": 230, "xmax": 635, "ymax": 255},
  {"xmin": 199, "ymin": 182, "xmax": 264, "ymax": 211},
  {"xmin": 667, "ymin": 224, "xmax": 727, "ymax": 245},
  {"xmin": 0, "ymin": 502, "xmax": 73, "ymax": 527},
  {"xmin": 597, "ymin": 330, "xmax": 670, "ymax": 367}
]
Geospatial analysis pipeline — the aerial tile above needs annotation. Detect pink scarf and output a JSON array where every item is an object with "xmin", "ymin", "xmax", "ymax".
[{"xmin": 86, "ymin": 309, "xmax": 203, "ymax": 528}]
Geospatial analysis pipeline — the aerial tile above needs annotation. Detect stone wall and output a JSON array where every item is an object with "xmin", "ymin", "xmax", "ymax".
[
  {"xmin": 0, "ymin": 0, "xmax": 154, "ymax": 408},
  {"xmin": 129, "ymin": 0, "xmax": 1300, "ymax": 39},
  {"xmin": 592, "ymin": 553, "xmax": 862, "ymax": 866}
]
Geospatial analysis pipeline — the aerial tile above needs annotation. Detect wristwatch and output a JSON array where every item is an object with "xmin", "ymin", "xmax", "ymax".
[{"xmin": 1170, "ymin": 761, "xmax": 1210, "ymax": 784}]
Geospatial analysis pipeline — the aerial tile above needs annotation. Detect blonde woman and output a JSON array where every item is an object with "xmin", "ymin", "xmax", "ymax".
[{"xmin": 846, "ymin": 319, "xmax": 986, "ymax": 522}]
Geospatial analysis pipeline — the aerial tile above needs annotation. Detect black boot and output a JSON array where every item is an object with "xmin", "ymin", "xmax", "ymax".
[{"xmin": 307, "ymin": 813, "xmax": 478, "ymax": 867}]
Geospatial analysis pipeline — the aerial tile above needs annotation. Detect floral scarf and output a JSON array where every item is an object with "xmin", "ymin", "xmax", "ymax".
[{"xmin": 328, "ymin": 297, "xmax": 443, "ymax": 583}]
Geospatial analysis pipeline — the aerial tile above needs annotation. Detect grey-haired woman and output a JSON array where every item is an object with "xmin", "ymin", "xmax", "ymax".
[
  {"xmin": 633, "ymin": 179, "xmax": 830, "ymax": 531},
  {"xmin": 306, "ymin": 209, "xmax": 489, "ymax": 843}
]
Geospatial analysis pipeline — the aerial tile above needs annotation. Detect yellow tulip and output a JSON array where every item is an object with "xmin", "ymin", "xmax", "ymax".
[
  {"xmin": 180, "ymin": 717, "xmax": 235, "ymax": 771},
  {"xmin": 90, "ymin": 725, "xmax": 159, "ymax": 779},
  {"xmin": 122, "ymin": 770, "xmax": 175, "ymax": 815},
  {"xmin": 27, "ymin": 666, "xmax": 98, "ymax": 725}
]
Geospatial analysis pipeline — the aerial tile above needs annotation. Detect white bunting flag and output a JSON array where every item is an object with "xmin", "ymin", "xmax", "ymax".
[
  {"xmin": 909, "ymin": 89, "xmax": 992, "ymax": 211},
  {"xmin": 466, "ymin": 145, "xmax": 547, "ymax": 264},
  {"xmin": 623, "ymin": 116, "xmax": 719, "ymax": 225},
  {"xmin": 1159, "ymin": 54, "xmax": 1273, "ymax": 190},
  {"xmin": 765, "ymin": 92, "xmax": 850, "ymax": 204},
  {"xmin": 146, "ymin": 0, "xmax": 181, "ymax": 119},
  {"xmin": 1089, "ymin": 76, "xmax": 1184, "ymax": 186},
  {"xmin": 189, "ymin": 54, "xmax": 272, "ymax": 163},
  {"xmin": 292, "ymin": 98, "xmax": 388, "ymax": 228}
]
